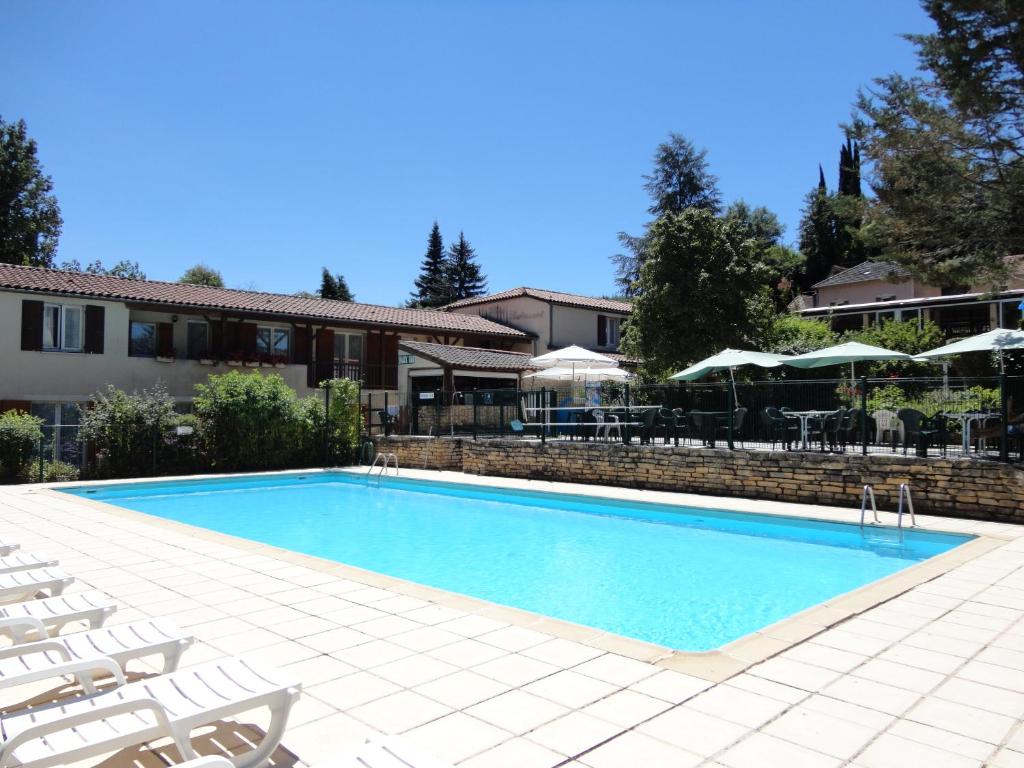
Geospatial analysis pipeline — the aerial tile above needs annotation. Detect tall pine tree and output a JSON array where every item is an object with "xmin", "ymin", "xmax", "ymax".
[
  {"xmin": 320, "ymin": 268, "xmax": 354, "ymax": 301},
  {"xmin": 447, "ymin": 232, "xmax": 487, "ymax": 301},
  {"xmin": 409, "ymin": 222, "xmax": 452, "ymax": 307}
]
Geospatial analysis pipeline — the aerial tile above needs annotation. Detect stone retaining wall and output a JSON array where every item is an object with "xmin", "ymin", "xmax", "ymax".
[
  {"xmin": 372, "ymin": 435, "xmax": 463, "ymax": 472},
  {"xmin": 373, "ymin": 436, "xmax": 1023, "ymax": 521}
]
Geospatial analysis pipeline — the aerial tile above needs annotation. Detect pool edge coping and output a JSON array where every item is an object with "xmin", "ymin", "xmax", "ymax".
[{"xmin": 32, "ymin": 467, "xmax": 1011, "ymax": 683}]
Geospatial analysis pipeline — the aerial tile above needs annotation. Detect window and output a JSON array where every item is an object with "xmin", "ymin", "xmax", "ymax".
[
  {"xmin": 129, "ymin": 321, "xmax": 156, "ymax": 357},
  {"xmin": 186, "ymin": 321, "xmax": 210, "ymax": 359},
  {"xmin": 333, "ymin": 333, "xmax": 364, "ymax": 364},
  {"xmin": 256, "ymin": 326, "xmax": 290, "ymax": 357},
  {"xmin": 597, "ymin": 315, "xmax": 621, "ymax": 348},
  {"xmin": 42, "ymin": 304, "xmax": 83, "ymax": 351}
]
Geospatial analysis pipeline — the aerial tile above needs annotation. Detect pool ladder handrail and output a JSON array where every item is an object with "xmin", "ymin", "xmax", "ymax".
[
  {"xmin": 367, "ymin": 452, "xmax": 399, "ymax": 485},
  {"xmin": 860, "ymin": 485, "xmax": 880, "ymax": 526},
  {"xmin": 897, "ymin": 483, "xmax": 916, "ymax": 529}
]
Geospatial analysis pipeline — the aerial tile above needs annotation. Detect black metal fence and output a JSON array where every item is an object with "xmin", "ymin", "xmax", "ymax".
[{"xmin": 385, "ymin": 376, "xmax": 1024, "ymax": 462}]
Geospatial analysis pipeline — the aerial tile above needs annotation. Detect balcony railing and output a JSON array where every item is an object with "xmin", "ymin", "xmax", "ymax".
[{"xmin": 307, "ymin": 361, "xmax": 398, "ymax": 390}]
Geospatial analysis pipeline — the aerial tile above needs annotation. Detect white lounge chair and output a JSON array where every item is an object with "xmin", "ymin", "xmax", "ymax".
[
  {"xmin": 174, "ymin": 759, "xmax": 235, "ymax": 768},
  {"xmin": 0, "ymin": 543, "xmax": 20, "ymax": 558},
  {"xmin": 0, "ymin": 569, "xmax": 72, "ymax": 605},
  {"xmin": 0, "ymin": 591, "xmax": 116, "ymax": 643},
  {"xmin": 0, "ymin": 553, "xmax": 58, "ymax": 576},
  {"xmin": 0, "ymin": 656, "xmax": 301, "ymax": 768},
  {"xmin": 326, "ymin": 737, "xmax": 454, "ymax": 768},
  {"xmin": 0, "ymin": 617, "xmax": 193, "ymax": 694}
]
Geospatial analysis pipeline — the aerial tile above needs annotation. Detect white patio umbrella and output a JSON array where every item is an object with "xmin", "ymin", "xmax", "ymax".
[
  {"xmin": 785, "ymin": 341, "xmax": 912, "ymax": 379},
  {"xmin": 529, "ymin": 345, "xmax": 618, "ymax": 381},
  {"xmin": 915, "ymin": 328, "xmax": 1024, "ymax": 373},
  {"xmin": 669, "ymin": 348, "xmax": 792, "ymax": 404},
  {"xmin": 525, "ymin": 366, "xmax": 631, "ymax": 382}
]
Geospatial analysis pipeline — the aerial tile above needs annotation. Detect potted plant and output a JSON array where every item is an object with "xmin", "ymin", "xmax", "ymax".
[
  {"xmin": 155, "ymin": 349, "xmax": 176, "ymax": 363},
  {"xmin": 244, "ymin": 353, "xmax": 261, "ymax": 368},
  {"xmin": 272, "ymin": 354, "xmax": 288, "ymax": 369},
  {"xmin": 198, "ymin": 356, "xmax": 217, "ymax": 366},
  {"xmin": 226, "ymin": 351, "xmax": 244, "ymax": 367}
]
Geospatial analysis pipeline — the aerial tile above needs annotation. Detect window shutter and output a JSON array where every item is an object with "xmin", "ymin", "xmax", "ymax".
[
  {"xmin": 293, "ymin": 326, "xmax": 310, "ymax": 365},
  {"xmin": 84, "ymin": 305, "xmax": 105, "ymax": 353},
  {"xmin": 597, "ymin": 315, "xmax": 607, "ymax": 347},
  {"xmin": 211, "ymin": 321, "xmax": 224, "ymax": 358},
  {"xmin": 157, "ymin": 322, "xmax": 175, "ymax": 357},
  {"xmin": 315, "ymin": 328, "xmax": 334, "ymax": 362},
  {"xmin": 240, "ymin": 323, "xmax": 257, "ymax": 355},
  {"xmin": 365, "ymin": 332, "xmax": 381, "ymax": 388},
  {"xmin": 383, "ymin": 334, "xmax": 399, "ymax": 389},
  {"xmin": 20, "ymin": 300, "xmax": 43, "ymax": 351}
]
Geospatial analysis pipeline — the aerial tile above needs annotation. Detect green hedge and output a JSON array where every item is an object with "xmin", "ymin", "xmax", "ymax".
[{"xmin": 0, "ymin": 411, "xmax": 44, "ymax": 483}]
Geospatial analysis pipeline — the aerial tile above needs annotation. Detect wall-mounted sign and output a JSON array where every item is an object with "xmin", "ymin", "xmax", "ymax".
[{"xmin": 399, "ymin": 354, "xmax": 415, "ymax": 365}]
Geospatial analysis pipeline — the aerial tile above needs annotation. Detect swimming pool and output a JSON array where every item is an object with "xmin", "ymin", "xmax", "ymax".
[{"xmin": 65, "ymin": 473, "xmax": 972, "ymax": 651}]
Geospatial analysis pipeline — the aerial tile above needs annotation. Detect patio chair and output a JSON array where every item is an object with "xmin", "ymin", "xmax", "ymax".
[
  {"xmin": 376, "ymin": 409, "xmax": 398, "ymax": 437},
  {"xmin": 599, "ymin": 410, "xmax": 622, "ymax": 441},
  {"xmin": 0, "ymin": 567, "xmax": 73, "ymax": 606},
  {"xmin": 672, "ymin": 408, "xmax": 690, "ymax": 444},
  {"xmin": 0, "ymin": 543, "xmax": 19, "ymax": 558},
  {"xmin": 820, "ymin": 408, "xmax": 846, "ymax": 451},
  {"xmin": 714, "ymin": 408, "xmax": 747, "ymax": 447},
  {"xmin": 0, "ymin": 617, "xmax": 194, "ymax": 692},
  {"xmin": 761, "ymin": 408, "xmax": 798, "ymax": 450},
  {"xmin": 658, "ymin": 408, "xmax": 680, "ymax": 444},
  {"xmin": 872, "ymin": 409, "xmax": 902, "ymax": 449},
  {"xmin": 0, "ymin": 552, "xmax": 58, "ymax": 576},
  {"xmin": 897, "ymin": 408, "xmax": 944, "ymax": 457},
  {"xmin": 509, "ymin": 419, "xmax": 525, "ymax": 438},
  {"xmin": 639, "ymin": 408, "xmax": 660, "ymax": 444},
  {"xmin": 0, "ymin": 656, "xmax": 301, "ymax": 768},
  {"xmin": 688, "ymin": 411, "xmax": 716, "ymax": 446},
  {"xmin": 0, "ymin": 591, "xmax": 116, "ymax": 643}
]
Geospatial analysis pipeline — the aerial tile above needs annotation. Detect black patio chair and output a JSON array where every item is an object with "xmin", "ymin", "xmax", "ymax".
[
  {"xmin": 658, "ymin": 408, "xmax": 679, "ymax": 445},
  {"xmin": 837, "ymin": 407, "xmax": 876, "ymax": 450},
  {"xmin": 639, "ymin": 408, "xmax": 660, "ymax": 445},
  {"xmin": 376, "ymin": 409, "xmax": 398, "ymax": 437},
  {"xmin": 897, "ymin": 408, "xmax": 945, "ymax": 457},
  {"xmin": 672, "ymin": 408, "xmax": 690, "ymax": 444},
  {"xmin": 761, "ymin": 407, "xmax": 799, "ymax": 450},
  {"xmin": 714, "ymin": 407, "xmax": 747, "ymax": 447},
  {"xmin": 688, "ymin": 411, "xmax": 716, "ymax": 446}
]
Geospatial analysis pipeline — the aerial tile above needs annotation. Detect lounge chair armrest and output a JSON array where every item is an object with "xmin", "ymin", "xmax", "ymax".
[
  {"xmin": 0, "ymin": 616, "xmax": 49, "ymax": 642},
  {"xmin": 0, "ymin": 654, "xmax": 126, "ymax": 694},
  {"xmin": 0, "ymin": 638, "xmax": 70, "ymax": 661},
  {"xmin": 0, "ymin": 694, "xmax": 173, "ymax": 768}
]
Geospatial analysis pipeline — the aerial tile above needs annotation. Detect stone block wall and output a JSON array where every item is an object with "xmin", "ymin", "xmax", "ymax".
[
  {"xmin": 373, "ymin": 436, "xmax": 1024, "ymax": 522},
  {"xmin": 371, "ymin": 435, "xmax": 463, "ymax": 472}
]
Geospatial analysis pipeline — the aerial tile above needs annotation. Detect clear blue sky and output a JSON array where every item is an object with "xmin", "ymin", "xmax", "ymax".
[{"xmin": 2, "ymin": 1, "xmax": 931, "ymax": 306}]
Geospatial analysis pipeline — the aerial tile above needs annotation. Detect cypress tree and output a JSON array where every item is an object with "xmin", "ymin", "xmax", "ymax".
[
  {"xmin": 409, "ymin": 222, "xmax": 452, "ymax": 307},
  {"xmin": 319, "ymin": 268, "xmax": 354, "ymax": 301},
  {"xmin": 447, "ymin": 232, "xmax": 487, "ymax": 301}
]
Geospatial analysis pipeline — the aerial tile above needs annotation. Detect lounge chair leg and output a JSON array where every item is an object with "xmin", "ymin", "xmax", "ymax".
[
  {"xmin": 163, "ymin": 639, "xmax": 191, "ymax": 673},
  {"xmin": 230, "ymin": 688, "xmax": 300, "ymax": 768}
]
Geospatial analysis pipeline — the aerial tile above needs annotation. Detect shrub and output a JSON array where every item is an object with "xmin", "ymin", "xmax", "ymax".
[
  {"xmin": 843, "ymin": 319, "xmax": 945, "ymax": 377},
  {"xmin": 20, "ymin": 460, "xmax": 79, "ymax": 483},
  {"xmin": 763, "ymin": 315, "xmax": 836, "ymax": 357},
  {"xmin": 323, "ymin": 377, "xmax": 363, "ymax": 464},
  {"xmin": 0, "ymin": 411, "xmax": 44, "ymax": 483},
  {"xmin": 79, "ymin": 384, "xmax": 177, "ymax": 478},
  {"xmin": 193, "ymin": 371, "xmax": 307, "ymax": 470}
]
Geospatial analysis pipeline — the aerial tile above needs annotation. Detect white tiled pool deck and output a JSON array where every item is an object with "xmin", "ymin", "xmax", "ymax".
[{"xmin": 2, "ymin": 468, "xmax": 1024, "ymax": 768}]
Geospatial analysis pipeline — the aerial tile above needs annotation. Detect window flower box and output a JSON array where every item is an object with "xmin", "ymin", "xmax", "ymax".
[
  {"xmin": 227, "ymin": 352, "xmax": 245, "ymax": 367},
  {"xmin": 244, "ymin": 359, "xmax": 261, "ymax": 368},
  {"xmin": 155, "ymin": 355, "xmax": 175, "ymax": 363},
  {"xmin": 226, "ymin": 359, "xmax": 243, "ymax": 367},
  {"xmin": 199, "ymin": 358, "xmax": 217, "ymax": 366}
]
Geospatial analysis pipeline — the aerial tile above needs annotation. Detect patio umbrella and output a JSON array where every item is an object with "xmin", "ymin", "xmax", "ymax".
[
  {"xmin": 525, "ymin": 366, "xmax": 631, "ymax": 382},
  {"xmin": 785, "ymin": 341, "xmax": 912, "ymax": 379},
  {"xmin": 915, "ymin": 328, "xmax": 1024, "ymax": 373},
  {"xmin": 529, "ymin": 345, "xmax": 618, "ymax": 380},
  {"xmin": 669, "ymin": 348, "xmax": 792, "ymax": 404}
]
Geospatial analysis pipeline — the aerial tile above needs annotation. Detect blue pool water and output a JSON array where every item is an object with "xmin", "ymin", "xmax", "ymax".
[{"xmin": 64, "ymin": 473, "xmax": 971, "ymax": 651}]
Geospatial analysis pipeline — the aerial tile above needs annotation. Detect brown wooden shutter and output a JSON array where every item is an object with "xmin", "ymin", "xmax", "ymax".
[
  {"xmin": 224, "ymin": 321, "xmax": 240, "ymax": 354},
  {"xmin": 365, "ymin": 331, "xmax": 381, "ymax": 388},
  {"xmin": 315, "ymin": 328, "xmax": 333, "ymax": 363},
  {"xmin": 20, "ymin": 300, "xmax": 43, "ymax": 351},
  {"xmin": 240, "ymin": 323, "xmax": 257, "ymax": 356},
  {"xmin": 83, "ymin": 305, "xmax": 105, "ymax": 353},
  {"xmin": 293, "ymin": 325, "xmax": 310, "ymax": 365},
  {"xmin": 383, "ymin": 334, "xmax": 399, "ymax": 389},
  {"xmin": 597, "ymin": 315, "xmax": 607, "ymax": 347},
  {"xmin": 211, "ymin": 321, "xmax": 224, "ymax": 358},
  {"xmin": 156, "ymin": 322, "xmax": 175, "ymax": 357}
]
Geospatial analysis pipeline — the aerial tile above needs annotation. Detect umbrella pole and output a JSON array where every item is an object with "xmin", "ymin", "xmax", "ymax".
[{"xmin": 730, "ymin": 367, "xmax": 738, "ymax": 407}]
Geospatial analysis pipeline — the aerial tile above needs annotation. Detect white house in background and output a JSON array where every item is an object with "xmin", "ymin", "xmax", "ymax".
[{"xmin": 443, "ymin": 287, "xmax": 634, "ymax": 362}]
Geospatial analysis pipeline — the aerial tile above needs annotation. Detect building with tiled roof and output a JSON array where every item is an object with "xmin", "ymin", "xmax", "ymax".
[
  {"xmin": 444, "ymin": 285, "xmax": 631, "ymax": 359},
  {"xmin": 0, "ymin": 264, "xmax": 534, "ymax": 446}
]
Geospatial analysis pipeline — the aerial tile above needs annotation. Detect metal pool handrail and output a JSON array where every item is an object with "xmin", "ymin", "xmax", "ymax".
[
  {"xmin": 897, "ymin": 483, "xmax": 916, "ymax": 529},
  {"xmin": 860, "ymin": 485, "xmax": 880, "ymax": 526}
]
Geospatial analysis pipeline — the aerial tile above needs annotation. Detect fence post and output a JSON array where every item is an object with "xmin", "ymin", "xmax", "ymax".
[
  {"xmin": 472, "ymin": 390, "xmax": 478, "ymax": 440},
  {"xmin": 500, "ymin": 402, "xmax": 505, "ymax": 437},
  {"xmin": 367, "ymin": 392, "xmax": 374, "ymax": 437},
  {"xmin": 624, "ymin": 383, "xmax": 631, "ymax": 444},
  {"xmin": 323, "ymin": 382, "xmax": 331, "ymax": 467},
  {"xmin": 727, "ymin": 385, "xmax": 735, "ymax": 450},
  {"xmin": 383, "ymin": 392, "xmax": 390, "ymax": 437},
  {"xmin": 540, "ymin": 387, "xmax": 547, "ymax": 444},
  {"xmin": 38, "ymin": 436, "xmax": 44, "ymax": 483},
  {"xmin": 1000, "ymin": 372, "xmax": 1009, "ymax": 462},
  {"xmin": 860, "ymin": 375, "xmax": 869, "ymax": 456}
]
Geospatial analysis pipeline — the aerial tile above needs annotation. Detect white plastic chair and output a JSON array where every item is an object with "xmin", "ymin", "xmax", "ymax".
[{"xmin": 0, "ymin": 591, "xmax": 117, "ymax": 643}]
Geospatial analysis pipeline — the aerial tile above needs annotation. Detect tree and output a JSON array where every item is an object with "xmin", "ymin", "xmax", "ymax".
[
  {"xmin": 447, "ymin": 232, "xmax": 487, "ymax": 301},
  {"xmin": 180, "ymin": 263, "xmax": 224, "ymax": 287},
  {"xmin": 722, "ymin": 201, "xmax": 804, "ymax": 312},
  {"xmin": 854, "ymin": 0, "xmax": 1024, "ymax": 288},
  {"xmin": 612, "ymin": 133, "xmax": 722, "ymax": 295},
  {"xmin": 762, "ymin": 315, "xmax": 837, "ymax": 356},
  {"xmin": 319, "ymin": 268, "xmax": 354, "ymax": 301},
  {"xmin": 58, "ymin": 258, "xmax": 146, "ymax": 279},
  {"xmin": 409, "ymin": 222, "xmax": 452, "ymax": 307},
  {"xmin": 0, "ymin": 117, "xmax": 62, "ymax": 267},
  {"xmin": 620, "ymin": 209, "xmax": 760, "ymax": 378},
  {"xmin": 844, "ymin": 318, "xmax": 945, "ymax": 376}
]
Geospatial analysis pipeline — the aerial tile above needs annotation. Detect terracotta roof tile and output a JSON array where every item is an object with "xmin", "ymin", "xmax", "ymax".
[
  {"xmin": 0, "ymin": 264, "xmax": 529, "ymax": 339},
  {"xmin": 398, "ymin": 340, "xmax": 534, "ymax": 371},
  {"xmin": 443, "ymin": 287, "xmax": 632, "ymax": 314}
]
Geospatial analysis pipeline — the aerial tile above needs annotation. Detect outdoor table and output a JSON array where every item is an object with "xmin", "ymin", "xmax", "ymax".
[
  {"xmin": 787, "ymin": 410, "xmax": 834, "ymax": 450},
  {"xmin": 691, "ymin": 411, "xmax": 729, "ymax": 447},
  {"xmin": 945, "ymin": 411, "xmax": 997, "ymax": 453}
]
